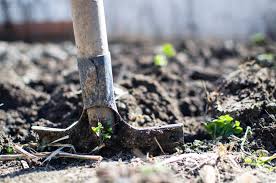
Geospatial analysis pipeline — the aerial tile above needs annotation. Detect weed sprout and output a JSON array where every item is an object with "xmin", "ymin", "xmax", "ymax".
[
  {"xmin": 91, "ymin": 122, "xmax": 112, "ymax": 142},
  {"xmin": 250, "ymin": 33, "xmax": 266, "ymax": 45},
  {"xmin": 204, "ymin": 114, "xmax": 243, "ymax": 139},
  {"xmin": 162, "ymin": 43, "xmax": 176, "ymax": 58},
  {"xmin": 154, "ymin": 43, "xmax": 176, "ymax": 67}
]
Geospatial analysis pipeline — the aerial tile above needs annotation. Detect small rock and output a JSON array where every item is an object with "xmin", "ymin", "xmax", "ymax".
[
  {"xmin": 20, "ymin": 160, "xmax": 30, "ymax": 169},
  {"xmin": 199, "ymin": 165, "xmax": 217, "ymax": 183},
  {"xmin": 233, "ymin": 172, "xmax": 260, "ymax": 183}
]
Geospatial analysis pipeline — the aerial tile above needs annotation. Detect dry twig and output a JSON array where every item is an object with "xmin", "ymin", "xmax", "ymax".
[
  {"xmin": 0, "ymin": 152, "xmax": 102, "ymax": 161},
  {"xmin": 42, "ymin": 147, "xmax": 65, "ymax": 164},
  {"xmin": 13, "ymin": 144, "xmax": 40, "ymax": 165},
  {"xmin": 154, "ymin": 137, "xmax": 165, "ymax": 154}
]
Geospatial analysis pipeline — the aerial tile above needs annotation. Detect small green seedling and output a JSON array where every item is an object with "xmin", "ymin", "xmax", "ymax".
[
  {"xmin": 0, "ymin": 145, "xmax": 14, "ymax": 154},
  {"xmin": 153, "ymin": 43, "xmax": 176, "ymax": 67},
  {"xmin": 204, "ymin": 114, "xmax": 243, "ymax": 139},
  {"xmin": 250, "ymin": 33, "xmax": 266, "ymax": 45},
  {"xmin": 256, "ymin": 53, "xmax": 275, "ymax": 67},
  {"xmin": 244, "ymin": 150, "xmax": 276, "ymax": 171},
  {"xmin": 91, "ymin": 122, "xmax": 104, "ymax": 137},
  {"xmin": 5, "ymin": 146, "xmax": 14, "ymax": 154},
  {"xmin": 1, "ymin": 146, "xmax": 14, "ymax": 154},
  {"xmin": 91, "ymin": 122, "xmax": 112, "ymax": 142},
  {"xmin": 257, "ymin": 53, "xmax": 274, "ymax": 62},
  {"xmin": 162, "ymin": 43, "xmax": 176, "ymax": 58},
  {"xmin": 154, "ymin": 54, "xmax": 168, "ymax": 67}
]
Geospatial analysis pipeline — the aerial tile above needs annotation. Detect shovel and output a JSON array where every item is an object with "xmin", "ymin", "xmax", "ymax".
[{"xmin": 32, "ymin": 0, "xmax": 192, "ymax": 153}]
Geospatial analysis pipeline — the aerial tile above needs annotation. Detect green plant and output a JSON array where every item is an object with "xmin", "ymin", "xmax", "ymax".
[
  {"xmin": 244, "ymin": 150, "xmax": 276, "ymax": 171},
  {"xmin": 154, "ymin": 54, "xmax": 168, "ymax": 67},
  {"xmin": 1, "ymin": 145, "xmax": 14, "ymax": 154},
  {"xmin": 5, "ymin": 146, "xmax": 14, "ymax": 154},
  {"xmin": 257, "ymin": 53, "xmax": 274, "ymax": 62},
  {"xmin": 0, "ymin": 144, "xmax": 14, "ymax": 154},
  {"xmin": 91, "ymin": 122, "xmax": 112, "ymax": 142},
  {"xmin": 162, "ymin": 43, "xmax": 176, "ymax": 58},
  {"xmin": 256, "ymin": 53, "xmax": 276, "ymax": 68},
  {"xmin": 153, "ymin": 43, "xmax": 176, "ymax": 67},
  {"xmin": 250, "ymin": 33, "xmax": 266, "ymax": 45},
  {"xmin": 204, "ymin": 115, "xmax": 243, "ymax": 139}
]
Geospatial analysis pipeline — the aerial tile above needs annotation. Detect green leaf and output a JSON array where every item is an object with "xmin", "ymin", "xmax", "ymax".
[
  {"xmin": 204, "ymin": 115, "xmax": 243, "ymax": 139},
  {"xmin": 5, "ymin": 146, "xmax": 14, "ymax": 154},
  {"xmin": 102, "ymin": 133, "xmax": 111, "ymax": 141},
  {"xmin": 162, "ymin": 43, "xmax": 176, "ymax": 58},
  {"xmin": 250, "ymin": 33, "xmax": 266, "ymax": 45},
  {"xmin": 234, "ymin": 120, "xmax": 240, "ymax": 127},
  {"xmin": 257, "ymin": 53, "xmax": 274, "ymax": 62},
  {"xmin": 91, "ymin": 122, "xmax": 104, "ymax": 137},
  {"xmin": 234, "ymin": 127, "xmax": 243, "ymax": 134},
  {"xmin": 91, "ymin": 122, "xmax": 113, "ymax": 142},
  {"xmin": 244, "ymin": 157, "xmax": 253, "ymax": 164},
  {"xmin": 255, "ymin": 150, "xmax": 269, "ymax": 157},
  {"xmin": 244, "ymin": 151, "xmax": 276, "ymax": 170},
  {"xmin": 154, "ymin": 54, "xmax": 168, "ymax": 67},
  {"xmin": 218, "ymin": 114, "xmax": 233, "ymax": 122},
  {"xmin": 107, "ymin": 127, "xmax": 113, "ymax": 133}
]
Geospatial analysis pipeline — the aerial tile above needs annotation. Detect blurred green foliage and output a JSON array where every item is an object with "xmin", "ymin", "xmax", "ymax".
[
  {"xmin": 250, "ymin": 33, "xmax": 266, "ymax": 45},
  {"xmin": 154, "ymin": 54, "xmax": 168, "ymax": 67},
  {"xmin": 162, "ymin": 43, "xmax": 176, "ymax": 58},
  {"xmin": 244, "ymin": 150, "xmax": 276, "ymax": 171},
  {"xmin": 153, "ymin": 43, "xmax": 176, "ymax": 67}
]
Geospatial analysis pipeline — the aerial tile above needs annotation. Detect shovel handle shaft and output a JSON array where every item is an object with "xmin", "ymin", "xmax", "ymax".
[
  {"xmin": 71, "ymin": 0, "xmax": 109, "ymax": 57},
  {"xmin": 71, "ymin": 0, "xmax": 115, "ymax": 131}
]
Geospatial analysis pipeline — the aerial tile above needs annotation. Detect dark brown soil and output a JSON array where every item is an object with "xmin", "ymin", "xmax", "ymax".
[
  {"xmin": 0, "ymin": 39, "xmax": 275, "ymax": 182},
  {"xmin": 211, "ymin": 61, "xmax": 276, "ymax": 151},
  {"xmin": 0, "ymin": 40, "xmax": 239, "ymax": 144}
]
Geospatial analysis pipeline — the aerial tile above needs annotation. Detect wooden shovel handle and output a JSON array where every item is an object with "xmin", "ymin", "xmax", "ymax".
[{"xmin": 71, "ymin": 0, "xmax": 109, "ymax": 57}]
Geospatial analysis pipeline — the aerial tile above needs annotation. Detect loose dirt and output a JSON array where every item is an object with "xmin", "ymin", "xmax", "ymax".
[{"xmin": 0, "ymin": 39, "xmax": 275, "ymax": 182}]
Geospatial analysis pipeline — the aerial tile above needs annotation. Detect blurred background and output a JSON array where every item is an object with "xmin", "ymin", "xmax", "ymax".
[{"xmin": 1, "ymin": 0, "xmax": 276, "ymax": 41}]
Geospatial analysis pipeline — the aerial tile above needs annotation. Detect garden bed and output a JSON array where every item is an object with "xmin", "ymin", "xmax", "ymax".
[{"xmin": 0, "ymin": 39, "xmax": 275, "ymax": 182}]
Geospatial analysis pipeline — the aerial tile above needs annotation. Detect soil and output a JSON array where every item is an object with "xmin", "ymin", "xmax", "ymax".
[{"xmin": 0, "ymin": 39, "xmax": 275, "ymax": 182}]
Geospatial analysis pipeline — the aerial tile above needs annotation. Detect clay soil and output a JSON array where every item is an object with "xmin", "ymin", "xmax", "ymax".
[{"xmin": 0, "ymin": 39, "xmax": 275, "ymax": 182}]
